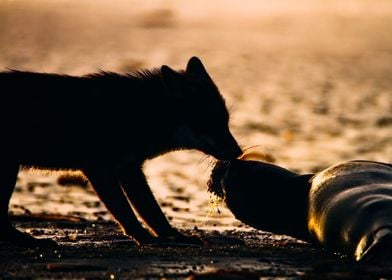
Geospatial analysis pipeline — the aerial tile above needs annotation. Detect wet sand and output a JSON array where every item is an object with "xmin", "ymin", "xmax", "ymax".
[
  {"xmin": 1, "ymin": 0, "xmax": 391, "ymax": 278},
  {"xmin": 3, "ymin": 215, "xmax": 392, "ymax": 279}
]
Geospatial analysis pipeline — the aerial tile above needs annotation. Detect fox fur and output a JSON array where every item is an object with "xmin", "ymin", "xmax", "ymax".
[{"xmin": 0, "ymin": 56, "xmax": 242, "ymax": 246}]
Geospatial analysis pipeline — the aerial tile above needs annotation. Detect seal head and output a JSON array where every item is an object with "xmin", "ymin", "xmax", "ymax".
[{"xmin": 208, "ymin": 159, "xmax": 313, "ymax": 241}]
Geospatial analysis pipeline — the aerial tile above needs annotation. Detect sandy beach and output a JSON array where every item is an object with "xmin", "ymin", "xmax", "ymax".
[{"xmin": 0, "ymin": 0, "xmax": 391, "ymax": 278}]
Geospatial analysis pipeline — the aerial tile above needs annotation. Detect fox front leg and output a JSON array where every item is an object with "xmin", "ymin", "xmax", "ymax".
[
  {"xmin": 83, "ymin": 166, "xmax": 156, "ymax": 245},
  {"xmin": 117, "ymin": 165, "xmax": 202, "ymax": 245}
]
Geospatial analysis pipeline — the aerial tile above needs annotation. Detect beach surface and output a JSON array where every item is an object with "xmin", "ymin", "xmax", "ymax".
[{"xmin": 0, "ymin": 0, "xmax": 391, "ymax": 278}]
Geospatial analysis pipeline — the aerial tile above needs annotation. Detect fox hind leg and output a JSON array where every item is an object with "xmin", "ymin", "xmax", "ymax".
[
  {"xmin": 0, "ymin": 161, "xmax": 19, "ymax": 223},
  {"xmin": 0, "ymin": 160, "xmax": 56, "ymax": 247}
]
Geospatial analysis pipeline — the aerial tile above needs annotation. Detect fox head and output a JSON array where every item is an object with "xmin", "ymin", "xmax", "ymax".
[{"xmin": 161, "ymin": 56, "xmax": 242, "ymax": 160}]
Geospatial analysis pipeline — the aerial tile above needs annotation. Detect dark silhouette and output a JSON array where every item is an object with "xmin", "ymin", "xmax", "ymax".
[
  {"xmin": 209, "ymin": 159, "xmax": 392, "ymax": 262},
  {"xmin": 0, "ymin": 56, "xmax": 242, "ymax": 247}
]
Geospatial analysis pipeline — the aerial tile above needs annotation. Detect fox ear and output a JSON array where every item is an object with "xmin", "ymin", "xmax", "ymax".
[
  {"xmin": 161, "ymin": 65, "xmax": 183, "ymax": 97},
  {"xmin": 186, "ymin": 56, "xmax": 211, "ymax": 79}
]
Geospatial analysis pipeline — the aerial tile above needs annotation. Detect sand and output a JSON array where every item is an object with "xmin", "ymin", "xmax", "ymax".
[{"xmin": 0, "ymin": 0, "xmax": 391, "ymax": 278}]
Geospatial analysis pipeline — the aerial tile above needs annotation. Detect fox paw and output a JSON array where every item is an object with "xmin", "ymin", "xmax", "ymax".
[{"xmin": 0, "ymin": 227, "xmax": 58, "ymax": 248}]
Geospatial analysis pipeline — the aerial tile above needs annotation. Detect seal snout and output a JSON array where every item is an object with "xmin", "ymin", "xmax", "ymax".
[{"xmin": 207, "ymin": 160, "xmax": 232, "ymax": 198}]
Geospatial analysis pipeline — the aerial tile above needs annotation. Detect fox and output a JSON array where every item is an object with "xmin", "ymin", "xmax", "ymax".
[{"xmin": 0, "ymin": 56, "xmax": 242, "ymax": 247}]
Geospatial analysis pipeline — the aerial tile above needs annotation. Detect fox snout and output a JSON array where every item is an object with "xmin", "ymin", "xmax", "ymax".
[
  {"xmin": 208, "ymin": 132, "xmax": 243, "ymax": 161},
  {"xmin": 216, "ymin": 141, "xmax": 242, "ymax": 161}
]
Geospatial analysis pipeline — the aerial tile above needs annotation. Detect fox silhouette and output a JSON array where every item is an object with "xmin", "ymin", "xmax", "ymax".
[{"xmin": 0, "ymin": 56, "xmax": 242, "ymax": 246}]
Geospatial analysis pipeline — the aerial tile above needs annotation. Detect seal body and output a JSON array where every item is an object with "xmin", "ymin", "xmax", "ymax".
[
  {"xmin": 308, "ymin": 160, "xmax": 392, "ymax": 261},
  {"xmin": 208, "ymin": 159, "xmax": 392, "ymax": 262}
]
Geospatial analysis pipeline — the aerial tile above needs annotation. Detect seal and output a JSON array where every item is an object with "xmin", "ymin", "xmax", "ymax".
[{"xmin": 208, "ymin": 159, "xmax": 392, "ymax": 262}]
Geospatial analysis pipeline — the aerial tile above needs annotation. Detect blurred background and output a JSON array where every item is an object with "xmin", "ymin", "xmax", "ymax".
[{"xmin": 2, "ymin": 0, "xmax": 391, "ymax": 231}]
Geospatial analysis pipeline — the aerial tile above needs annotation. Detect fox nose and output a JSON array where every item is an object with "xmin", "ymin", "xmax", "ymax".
[
  {"xmin": 223, "ymin": 144, "xmax": 242, "ymax": 160},
  {"xmin": 226, "ymin": 132, "xmax": 243, "ymax": 159},
  {"xmin": 232, "ymin": 144, "xmax": 243, "ymax": 158}
]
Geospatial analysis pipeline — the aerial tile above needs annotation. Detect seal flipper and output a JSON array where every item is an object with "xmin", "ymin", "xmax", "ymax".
[{"xmin": 357, "ymin": 227, "xmax": 392, "ymax": 263}]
